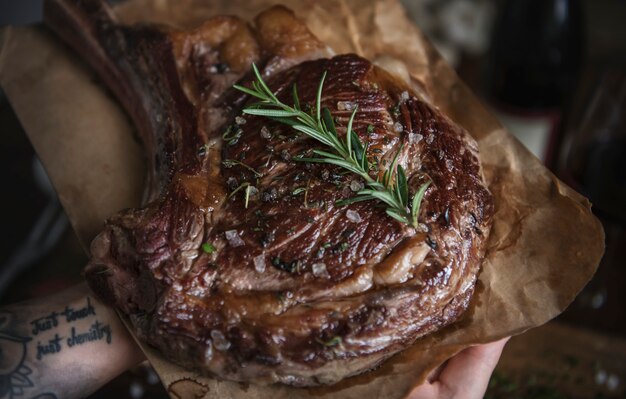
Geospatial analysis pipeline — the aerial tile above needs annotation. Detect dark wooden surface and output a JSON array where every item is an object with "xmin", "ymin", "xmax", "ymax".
[{"xmin": 487, "ymin": 321, "xmax": 626, "ymax": 398}]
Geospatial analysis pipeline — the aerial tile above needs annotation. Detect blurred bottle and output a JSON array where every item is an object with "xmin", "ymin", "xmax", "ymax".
[
  {"xmin": 562, "ymin": 70, "xmax": 626, "ymax": 223},
  {"xmin": 486, "ymin": 0, "xmax": 583, "ymax": 168},
  {"xmin": 557, "ymin": 68, "xmax": 626, "ymax": 334}
]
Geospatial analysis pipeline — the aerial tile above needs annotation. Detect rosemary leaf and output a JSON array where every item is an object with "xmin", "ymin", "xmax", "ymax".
[
  {"xmin": 316, "ymin": 71, "xmax": 327, "ymax": 124},
  {"xmin": 243, "ymin": 109, "xmax": 300, "ymax": 118},
  {"xmin": 346, "ymin": 107, "xmax": 357, "ymax": 160},
  {"xmin": 293, "ymin": 83, "xmax": 301, "ymax": 110},
  {"xmin": 386, "ymin": 208, "xmax": 409, "ymax": 224},
  {"xmin": 411, "ymin": 182, "xmax": 431, "ymax": 227},
  {"xmin": 233, "ymin": 84, "xmax": 267, "ymax": 100},
  {"xmin": 396, "ymin": 165, "xmax": 408, "ymax": 206},
  {"xmin": 336, "ymin": 194, "xmax": 376, "ymax": 206}
]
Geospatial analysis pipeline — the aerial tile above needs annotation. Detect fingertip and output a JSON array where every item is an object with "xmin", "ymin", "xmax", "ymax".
[{"xmin": 437, "ymin": 338, "xmax": 510, "ymax": 399}]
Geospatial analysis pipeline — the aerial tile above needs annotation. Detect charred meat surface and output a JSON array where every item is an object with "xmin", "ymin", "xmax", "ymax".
[{"xmin": 44, "ymin": 0, "xmax": 494, "ymax": 386}]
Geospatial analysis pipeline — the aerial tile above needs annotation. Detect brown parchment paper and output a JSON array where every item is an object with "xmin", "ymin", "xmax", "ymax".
[{"xmin": 0, "ymin": 0, "xmax": 604, "ymax": 398}]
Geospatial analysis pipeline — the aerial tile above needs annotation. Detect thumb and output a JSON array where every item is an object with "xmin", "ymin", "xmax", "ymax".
[{"xmin": 437, "ymin": 338, "xmax": 509, "ymax": 399}]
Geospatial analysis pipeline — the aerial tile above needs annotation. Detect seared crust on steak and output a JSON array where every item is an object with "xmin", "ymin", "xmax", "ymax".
[{"xmin": 45, "ymin": 0, "xmax": 494, "ymax": 386}]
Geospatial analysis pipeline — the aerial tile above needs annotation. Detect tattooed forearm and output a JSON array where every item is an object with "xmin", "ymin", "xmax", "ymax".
[
  {"xmin": 31, "ymin": 297, "xmax": 112, "ymax": 361},
  {"xmin": 0, "ymin": 284, "xmax": 141, "ymax": 399}
]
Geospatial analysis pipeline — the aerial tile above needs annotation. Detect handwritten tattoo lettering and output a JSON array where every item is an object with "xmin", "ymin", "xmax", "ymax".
[
  {"xmin": 35, "ymin": 334, "xmax": 63, "ymax": 361},
  {"xmin": 60, "ymin": 297, "xmax": 96, "ymax": 323},
  {"xmin": 30, "ymin": 297, "xmax": 95, "ymax": 335},
  {"xmin": 67, "ymin": 321, "xmax": 112, "ymax": 347},
  {"xmin": 29, "ymin": 314, "xmax": 58, "ymax": 336}
]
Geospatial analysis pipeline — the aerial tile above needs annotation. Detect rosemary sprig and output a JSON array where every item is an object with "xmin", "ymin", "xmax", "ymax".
[{"xmin": 233, "ymin": 64, "xmax": 429, "ymax": 228}]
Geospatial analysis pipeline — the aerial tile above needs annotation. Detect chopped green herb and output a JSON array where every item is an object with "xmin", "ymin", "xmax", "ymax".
[
  {"xmin": 228, "ymin": 182, "xmax": 256, "ymax": 209},
  {"xmin": 201, "ymin": 243, "xmax": 216, "ymax": 254},
  {"xmin": 222, "ymin": 125, "xmax": 243, "ymax": 145},
  {"xmin": 222, "ymin": 159, "xmax": 262, "ymax": 177},
  {"xmin": 316, "ymin": 336, "xmax": 342, "ymax": 347},
  {"xmin": 391, "ymin": 103, "xmax": 401, "ymax": 118},
  {"xmin": 244, "ymin": 184, "xmax": 253, "ymax": 209},
  {"xmin": 271, "ymin": 257, "xmax": 298, "ymax": 273}
]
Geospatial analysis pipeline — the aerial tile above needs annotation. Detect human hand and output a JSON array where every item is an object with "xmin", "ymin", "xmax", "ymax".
[{"xmin": 406, "ymin": 338, "xmax": 510, "ymax": 399}]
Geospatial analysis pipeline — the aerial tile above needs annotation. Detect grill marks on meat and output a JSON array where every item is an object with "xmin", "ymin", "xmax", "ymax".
[{"xmin": 45, "ymin": 0, "xmax": 494, "ymax": 386}]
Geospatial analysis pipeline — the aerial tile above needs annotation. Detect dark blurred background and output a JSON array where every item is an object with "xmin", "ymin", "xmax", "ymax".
[{"xmin": 1, "ymin": 0, "xmax": 625, "ymax": 398}]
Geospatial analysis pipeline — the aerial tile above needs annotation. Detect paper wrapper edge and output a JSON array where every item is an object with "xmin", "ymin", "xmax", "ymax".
[{"xmin": 0, "ymin": 1, "xmax": 604, "ymax": 398}]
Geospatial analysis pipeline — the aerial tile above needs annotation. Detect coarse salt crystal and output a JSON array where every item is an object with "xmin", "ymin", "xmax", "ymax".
[
  {"xmin": 337, "ymin": 101, "xmax": 356, "ymax": 111},
  {"xmin": 350, "ymin": 180, "xmax": 364, "ymax": 192},
  {"xmin": 394, "ymin": 122, "xmax": 404, "ymax": 133},
  {"xmin": 445, "ymin": 159, "xmax": 454, "ymax": 171},
  {"xmin": 254, "ymin": 255, "xmax": 266, "ymax": 273},
  {"xmin": 235, "ymin": 116, "xmax": 247, "ymax": 125},
  {"xmin": 409, "ymin": 133, "xmax": 423, "ymax": 144},
  {"xmin": 400, "ymin": 91, "xmax": 409, "ymax": 102},
  {"xmin": 225, "ymin": 230, "xmax": 244, "ymax": 247},
  {"xmin": 226, "ymin": 177, "xmax": 238, "ymax": 190},
  {"xmin": 260, "ymin": 126, "xmax": 272, "ymax": 139},
  {"xmin": 210, "ymin": 330, "xmax": 231, "ymax": 351},
  {"xmin": 312, "ymin": 262, "xmax": 328, "ymax": 277},
  {"xmin": 346, "ymin": 210, "xmax": 362, "ymax": 223},
  {"xmin": 281, "ymin": 149, "xmax": 292, "ymax": 161},
  {"xmin": 204, "ymin": 340, "xmax": 213, "ymax": 360}
]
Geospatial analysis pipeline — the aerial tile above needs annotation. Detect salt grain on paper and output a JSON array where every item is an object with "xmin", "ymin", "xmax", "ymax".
[{"xmin": 225, "ymin": 230, "xmax": 244, "ymax": 247}]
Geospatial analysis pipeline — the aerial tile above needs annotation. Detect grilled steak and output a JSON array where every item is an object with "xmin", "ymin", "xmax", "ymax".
[{"xmin": 44, "ymin": 0, "xmax": 494, "ymax": 386}]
